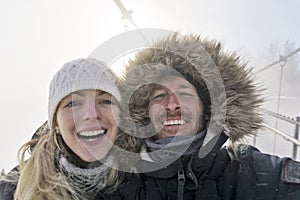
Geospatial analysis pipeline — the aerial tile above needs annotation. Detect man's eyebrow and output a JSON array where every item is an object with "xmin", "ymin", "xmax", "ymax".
[
  {"xmin": 159, "ymin": 84, "xmax": 192, "ymax": 90},
  {"xmin": 154, "ymin": 85, "xmax": 166, "ymax": 90},
  {"xmin": 178, "ymin": 84, "xmax": 192, "ymax": 90}
]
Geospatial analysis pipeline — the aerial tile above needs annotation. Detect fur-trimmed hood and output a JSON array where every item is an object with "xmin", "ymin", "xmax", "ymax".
[{"xmin": 119, "ymin": 33, "xmax": 263, "ymax": 143}]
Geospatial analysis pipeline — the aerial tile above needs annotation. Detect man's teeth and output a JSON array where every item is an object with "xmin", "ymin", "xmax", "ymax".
[
  {"xmin": 163, "ymin": 120, "xmax": 186, "ymax": 126},
  {"xmin": 78, "ymin": 130, "xmax": 106, "ymax": 141}
]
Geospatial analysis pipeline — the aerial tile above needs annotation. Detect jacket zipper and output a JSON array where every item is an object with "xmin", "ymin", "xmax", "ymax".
[{"xmin": 177, "ymin": 160, "xmax": 186, "ymax": 200}]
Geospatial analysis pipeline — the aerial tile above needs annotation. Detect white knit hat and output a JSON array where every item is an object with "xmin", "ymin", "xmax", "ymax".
[{"xmin": 48, "ymin": 58, "xmax": 121, "ymax": 129}]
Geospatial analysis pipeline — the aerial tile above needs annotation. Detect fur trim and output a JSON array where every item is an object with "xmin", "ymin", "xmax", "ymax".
[{"xmin": 119, "ymin": 33, "xmax": 263, "ymax": 142}]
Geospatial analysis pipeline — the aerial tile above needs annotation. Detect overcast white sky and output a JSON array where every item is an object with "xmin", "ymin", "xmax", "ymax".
[{"xmin": 1, "ymin": 0, "xmax": 300, "ymax": 171}]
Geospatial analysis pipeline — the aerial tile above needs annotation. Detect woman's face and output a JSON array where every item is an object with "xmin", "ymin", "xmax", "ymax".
[{"xmin": 56, "ymin": 89, "xmax": 120, "ymax": 162}]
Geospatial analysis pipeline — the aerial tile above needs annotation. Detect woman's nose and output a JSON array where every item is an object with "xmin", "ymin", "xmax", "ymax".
[{"xmin": 82, "ymin": 103, "xmax": 100, "ymax": 120}]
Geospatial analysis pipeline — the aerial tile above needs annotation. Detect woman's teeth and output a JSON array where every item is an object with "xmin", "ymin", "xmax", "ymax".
[{"xmin": 78, "ymin": 130, "xmax": 106, "ymax": 142}]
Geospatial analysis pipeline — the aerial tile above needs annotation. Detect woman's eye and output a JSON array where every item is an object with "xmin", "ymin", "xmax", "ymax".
[
  {"xmin": 65, "ymin": 101, "xmax": 80, "ymax": 108},
  {"xmin": 100, "ymin": 99, "xmax": 113, "ymax": 105}
]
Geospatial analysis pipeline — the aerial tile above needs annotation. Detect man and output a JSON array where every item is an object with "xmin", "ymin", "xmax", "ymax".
[{"xmin": 112, "ymin": 33, "xmax": 300, "ymax": 200}]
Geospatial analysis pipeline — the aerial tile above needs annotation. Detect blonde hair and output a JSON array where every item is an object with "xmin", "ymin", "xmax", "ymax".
[{"xmin": 10, "ymin": 122, "xmax": 120, "ymax": 200}]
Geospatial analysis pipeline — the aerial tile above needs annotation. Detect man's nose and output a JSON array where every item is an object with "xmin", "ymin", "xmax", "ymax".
[{"xmin": 165, "ymin": 93, "xmax": 180, "ymax": 111}]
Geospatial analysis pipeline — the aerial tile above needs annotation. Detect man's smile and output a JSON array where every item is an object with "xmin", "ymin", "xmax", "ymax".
[{"xmin": 162, "ymin": 119, "xmax": 186, "ymax": 126}]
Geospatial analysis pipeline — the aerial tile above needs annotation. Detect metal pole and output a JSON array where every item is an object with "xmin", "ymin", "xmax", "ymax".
[
  {"xmin": 256, "ymin": 47, "xmax": 300, "ymax": 73},
  {"xmin": 275, "ymin": 64, "xmax": 285, "ymax": 128},
  {"xmin": 112, "ymin": 0, "xmax": 147, "ymax": 42},
  {"xmin": 273, "ymin": 56, "xmax": 286, "ymax": 153},
  {"xmin": 263, "ymin": 123, "xmax": 300, "ymax": 147},
  {"xmin": 261, "ymin": 109, "xmax": 300, "ymax": 126},
  {"xmin": 293, "ymin": 116, "xmax": 300, "ymax": 159},
  {"xmin": 113, "ymin": 0, "xmax": 139, "ymax": 29}
]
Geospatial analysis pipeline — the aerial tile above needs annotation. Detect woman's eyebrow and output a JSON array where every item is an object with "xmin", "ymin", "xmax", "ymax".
[
  {"xmin": 71, "ymin": 91, "xmax": 84, "ymax": 96},
  {"xmin": 98, "ymin": 91, "xmax": 109, "ymax": 96}
]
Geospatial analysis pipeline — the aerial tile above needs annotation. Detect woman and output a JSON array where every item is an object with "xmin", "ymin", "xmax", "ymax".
[{"xmin": 0, "ymin": 58, "xmax": 125, "ymax": 199}]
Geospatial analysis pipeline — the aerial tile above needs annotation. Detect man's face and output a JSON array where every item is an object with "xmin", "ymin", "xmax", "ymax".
[{"xmin": 149, "ymin": 75, "xmax": 205, "ymax": 140}]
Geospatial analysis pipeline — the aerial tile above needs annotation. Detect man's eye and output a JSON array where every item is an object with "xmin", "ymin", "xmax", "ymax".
[
  {"xmin": 152, "ymin": 93, "xmax": 166, "ymax": 100},
  {"xmin": 179, "ymin": 92, "xmax": 194, "ymax": 97}
]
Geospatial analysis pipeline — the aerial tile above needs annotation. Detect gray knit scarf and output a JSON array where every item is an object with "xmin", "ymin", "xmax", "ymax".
[
  {"xmin": 145, "ymin": 130, "xmax": 206, "ymax": 161},
  {"xmin": 55, "ymin": 150, "xmax": 111, "ymax": 199}
]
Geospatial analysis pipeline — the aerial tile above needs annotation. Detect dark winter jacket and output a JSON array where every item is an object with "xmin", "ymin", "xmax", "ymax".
[
  {"xmin": 99, "ymin": 142, "xmax": 300, "ymax": 200},
  {"xmin": 0, "ymin": 166, "xmax": 17, "ymax": 200},
  {"xmin": 0, "ymin": 181, "xmax": 15, "ymax": 200}
]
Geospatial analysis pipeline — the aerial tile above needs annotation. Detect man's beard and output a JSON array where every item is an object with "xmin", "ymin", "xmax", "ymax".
[{"xmin": 151, "ymin": 110, "xmax": 201, "ymax": 138}]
